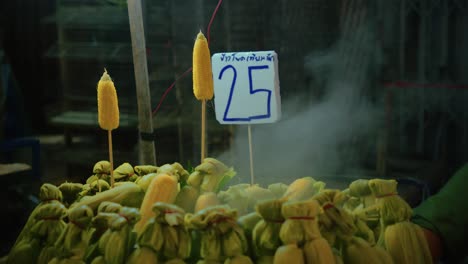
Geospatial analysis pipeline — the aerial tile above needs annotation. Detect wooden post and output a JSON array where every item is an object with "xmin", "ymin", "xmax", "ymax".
[{"xmin": 127, "ymin": 0, "xmax": 157, "ymax": 165}]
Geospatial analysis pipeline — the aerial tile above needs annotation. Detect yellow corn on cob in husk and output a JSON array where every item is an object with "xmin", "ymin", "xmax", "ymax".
[
  {"xmin": 11, "ymin": 183, "xmax": 63, "ymax": 248},
  {"xmin": 303, "ymin": 238, "xmax": 336, "ymax": 264},
  {"xmin": 175, "ymin": 185, "xmax": 200, "ymax": 213},
  {"xmin": 185, "ymin": 206, "xmax": 246, "ymax": 262},
  {"xmin": 342, "ymin": 237, "xmax": 384, "ymax": 264},
  {"xmin": 153, "ymin": 203, "xmax": 191, "ymax": 261},
  {"xmin": 98, "ymin": 207, "xmax": 140, "ymax": 264},
  {"xmin": 197, "ymin": 158, "xmax": 236, "ymax": 193},
  {"xmin": 158, "ymin": 162, "xmax": 190, "ymax": 183},
  {"xmin": 273, "ymin": 244, "xmax": 305, "ymax": 264},
  {"xmin": 58, "ymin": 182, "xmax": 84, "ymax": 208},
  {"xmin": 84, "ymin": 207, "xmax": 122, "ymax": 262},
  {"xmin": 51, "ymin": 205, "xmax": 94, "ymax": 262},
  {"xmin": 192, "ymin": 31, "xmax": 214, "ymax": 100},
  {"xmin": 217, "ymin": 184, "xmax": 250, "ymax": 215},
  {"xmin": 194, "ymin": 192, "xmax": 220, "ymax": 213},
  {"xmin": 225, "ymin": 255, "xmax": 254, "ymax": 264},
  {"xmin": 238, "ymin": 212, "xmax": 262, "ymax": 259},
  {"xmin": 135, "ymin": 174, "xmax": 179, "ymax": 233},
  {"xmin": 97, "ymin": 70, "xmax": 119, "ymax": 131},
  {"xmin": 245, "ymin": 185, "xmax": 275, "ymax": 213},
  {"xmin": 113, "ymin": 162, "xmax": 137, "ymax": 182},
  {"xmin": 187, "ymin": 170, "xmax": 203, "ymax": 187},
  {"xmin": 281, "ymin": 177, "xmax": 318, "ymax": 202},
  {"xmin": 279, "ymin": 200, "xmax": 322, "ymax": 244},
  {"xmin": 93, "ymin": 160, "xmax": 111, "ymax": 175},
  {"xmin": 267, "ymin": 183, "xmax": 289, "ymax": 199},
  {"xmin": 32, "ymin": 203, "xmax": 68, "ymax": 264},
  {"xmin": 135, "ymin": 172, "xmax": 158, "ymax": 192},
  {"xmin": 384, "ymin": 221, "xmax": 432, "ymax": 264},
  {"xmin": 71, "ymin": 182, "xmax": 144, "ymax": 213},
  {"xmin": 134, "ymin": 165, "xmax": 159, "ymax": 176},
  {"xmin": 252, "ymin": 199, "xmax": 285, "ymax": 257},
  {"xmin": 127, "ymin": 246, "xmax": 159, "ymax": 264}
]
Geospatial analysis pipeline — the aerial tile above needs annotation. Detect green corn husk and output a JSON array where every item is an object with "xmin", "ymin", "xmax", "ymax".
[
  {"xmin": 12, "ymin": 183, "xmax": 63, "ymax": 247},
  {"xmin": 187, "ymin": 171, "xmax": 203, "ymax": 187},
  {"xmin": 154, "ymin": 203, "xmax": 191, "ymax": 260},
  {"xmin": 84, "ymin": 212, "xmax": 121, "ymax": 263},
  {"xmin": 342, "ymin": 197, "xmax": 362, "ymax": 213},
  {"xmin": 53, "ymin": 205, "xmax": 94, "ymax": 261},
  {"xmin": 93, "ymin": 160, "xmax": 111, "ymax": 174},
  {"xmin": 273, "ymin": 244, "xmax": 305, "ymax": 264},
  {"xmin": 100, "ymin": 207, "xmax": 140, "ymax": 264},
  {"xmin": 134, "ymin": 172, "xmax": 157, "ymax": 192},
  {"xmin": 6, "ymin": 237, "xmax": 41, "ymax": 264},
  {"xmin": 384, "ymin": 221, "xmax": 432, "ymax": 264},
  {"xmin": 158, "ymin": 162, "xmax": 190, "ymax": 183},
  {"xmin": 195, "ymin": 158, "xmax": 236, "ymax": 193},
  {"xmin": 372, "ymin": 245, "xmax": 394, "ymax": 264},
  {"xmin": 369, "ymin": 179, "xmax": 412, "ymax": 226},
  {"xmin": 30, "ymin": 203, "xmax": 68, "ymax": 264},
  {"xmin": 303, "ymin": 238, "xmax": 336, "ymax": 264},
  {"xmin": 353, "ymin": 215, "xmax": 376, "ymax": 245},
  {"xmin": 114, "ymin": 162, "xmax": 136, "ymax": 182},
  {"xmin": 134, "ymin": 165, "xmax": 159, "ymax": 176},
  {"xmin": 127, "ymin": 246, "xmax": 159, "ymax": 264},
  {"xmin": 312, "ymin": 181, "xmax": 326, "ymax": 194},
  {"xmin": 175, "ymin": 185, "xmax": 200, "ymax": 213},
  {"xmin": 165, "ymin": 258, "xmax": 186, "ymax": 264},
  {"xmin": 58, "ymin": 182, "xmax": 84, "ymax": 207},
  {"xmin": 341, "ymin": 237, "xmax": 383, "ymax": 264},
  {"xmin": 217, "ymin": 184, "xmax": 250, "ymax": 215},
  {"xmin": 256, "ymin": 255, "xmax": 274, "ymax": 264},
  {"xmin": 224, "ymin": 255, "xmax": 253, "ymax": 264},
  {"xmin": 98, "ymin": 201, "xmax": 123, "ymax": 213},
  {"xmin": 71, "ymin": 182, "xmax": 144, "ymax": 212},
  {"xmin": 137, "ymin": 203, "xmax": 190, "ymax": 261},
  {"xmin": 244, "ymin": 185, "xmax": 275, "ymax": 213},
  {"xmin": 349, "ymin": 179, "xmax": 372, "ymax": 197},
  {"xmin": 252, "ymin": 199, "xmax": 285, "ymax": 257},
  {"xmin": 185, "ymin": 206, "xmax": 245, "ymax": 262},
  {"xmin": 279, "ymin": 200, "xmax": 321, "ymax": 244},
  {"xmin": 267, "ymin": 183, "xmax": 288, "ymax": 199},
  {"xmin": 237, "ymin": 212, "xmax": 262, "ymax": 259},
  {"xmin": 90, "ymin": 256, "xmax": 106, "ymax": 264}
]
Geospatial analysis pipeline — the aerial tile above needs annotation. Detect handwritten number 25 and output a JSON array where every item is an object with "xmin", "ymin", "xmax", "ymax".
[{"xmin": 218, "ymin": 65, "xmax": 272, "ymax": 122}]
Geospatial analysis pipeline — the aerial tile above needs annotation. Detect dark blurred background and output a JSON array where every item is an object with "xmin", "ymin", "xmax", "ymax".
[{"xmin": 1, "ymin": 0, "xmax": 468, "ymax": 256}]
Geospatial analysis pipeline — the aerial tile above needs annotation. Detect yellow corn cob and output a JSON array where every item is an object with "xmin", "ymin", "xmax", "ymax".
[
  {"xmin": 194, "ymin": 191, "xmax": 220, "ymax": 212},
  {"xmin": 97, "ymin": 69, "xmax": 119, "ymax": 130},
  {"xmin": 192, "ymin": 31, "xmax": 214, "ymax": 100},
  {"xmin": 134, "ymin": 174, "xmax": 179, "ymax": 233}
]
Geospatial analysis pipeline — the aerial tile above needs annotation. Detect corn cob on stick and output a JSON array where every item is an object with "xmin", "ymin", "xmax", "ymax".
[
  {"xmin": 192, "ymin": 31, "xmax": 214, "ymax": 162},
  {"xmin": 97, "ymin": 69, "xmax": 120, "ymax": 188}
]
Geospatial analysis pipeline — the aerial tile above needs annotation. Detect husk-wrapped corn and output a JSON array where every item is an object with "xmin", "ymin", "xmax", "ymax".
[
  {"xmin": 113, "ymin": 162, "xmax": 137, "ymax": 182},
  {"xmin": 252, "ymin": 199, "xmax": 285, "ymax": 257},
  {"xmin": 185, "ymin": 206, "xmax": 250, "ymax": 262},
  {"xmin": 134, "ymin": 165, "xmax": 159, "ymax": 176},
  {"xmin": 51, "ymin": 205, "xmax": 94, "ymax": 262}
]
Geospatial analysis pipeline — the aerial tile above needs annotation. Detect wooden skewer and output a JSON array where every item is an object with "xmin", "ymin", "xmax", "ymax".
[
  {"xmin": 248, "ymin": 124, "xmax": 255, "ymax": 185},
  {"xmin": 201, "ymin": 99, "xmax": 207, "ymax": 162},
  {"xmin": 108, "ymin": 129, "xmax": 115, "ymax": 188}
]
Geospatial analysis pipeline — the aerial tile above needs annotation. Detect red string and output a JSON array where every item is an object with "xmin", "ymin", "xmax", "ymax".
[
  {"xmin": 152, "ymin": 0, "xmax": 224, "ymax": 117},
  {"xmin": 323, "ymin": 203, "xmax": 335, "ymax": 210}
]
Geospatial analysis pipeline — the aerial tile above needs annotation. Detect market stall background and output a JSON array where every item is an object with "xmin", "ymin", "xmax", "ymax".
[{"xmin": 1, "ymin": 0, "xmax": 468, "ymax": 257}]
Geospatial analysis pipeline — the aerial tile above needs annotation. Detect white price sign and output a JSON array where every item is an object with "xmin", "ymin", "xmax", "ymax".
[{"xmin": 211, "ymin": 51, "xmax": 281, "ymax": 124}]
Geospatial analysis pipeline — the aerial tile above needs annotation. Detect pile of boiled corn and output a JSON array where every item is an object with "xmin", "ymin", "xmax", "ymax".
[{"xmin": 3, "ymin": 158, "xmax": 433, "ymax": 264}]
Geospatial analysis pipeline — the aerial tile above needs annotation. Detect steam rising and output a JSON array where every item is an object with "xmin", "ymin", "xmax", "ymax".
[{"xmin": 215, "ymin": 24, "xmax": 384, "ymax": 186}]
